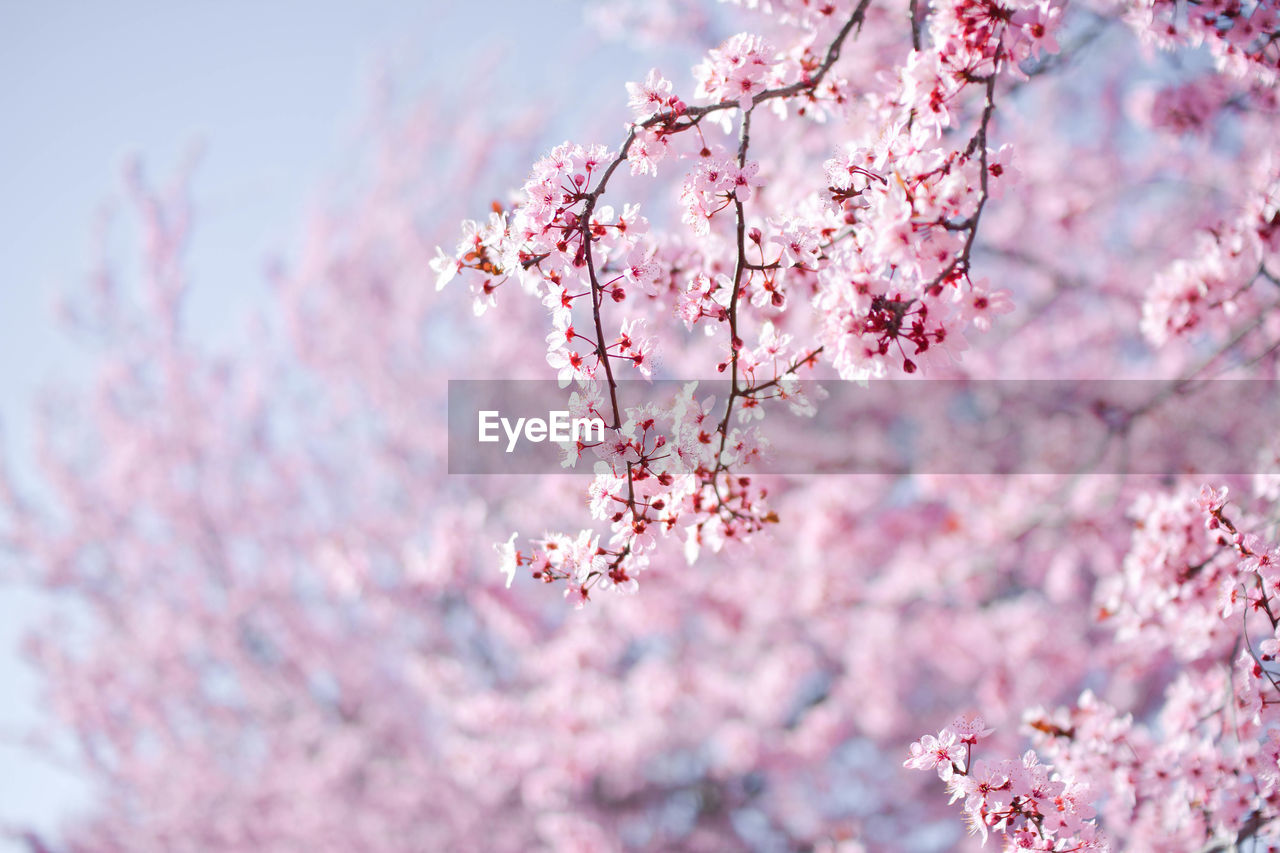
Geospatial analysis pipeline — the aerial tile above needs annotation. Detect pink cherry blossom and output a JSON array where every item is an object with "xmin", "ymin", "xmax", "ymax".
[{"xmin": 10, "ymin": 1, "xmax": 1280, "ymax": 851}]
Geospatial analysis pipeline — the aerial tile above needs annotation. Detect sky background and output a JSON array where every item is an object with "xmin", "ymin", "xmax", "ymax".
[{"xmin": 0, "ymin": 1, "xmax": 686, "ymax": 843}]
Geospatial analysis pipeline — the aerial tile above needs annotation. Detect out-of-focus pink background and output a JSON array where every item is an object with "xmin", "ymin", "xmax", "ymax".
[{"xmin": 0, "ymin": 2, "xmax": 664, "ymax": 842}]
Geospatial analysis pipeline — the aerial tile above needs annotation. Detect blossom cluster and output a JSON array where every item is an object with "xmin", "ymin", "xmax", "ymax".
[
  {"xmin": 1125, "ymin": 0, "xmax": 1280, "ymax": 85},
  {"xmin": 1141, "ymin": 162, "xmax": 1280, "ymax": 346},
  {"xmin": 1019, "ymin": 484, "xmax": 1280, "ymax": 848},
  {"xmin": 432, "ymin": 5, "xmax": 1046, "ymax": 596},
  {"xmin": 905, "ymin": 715, "xmax": 1107, "ymax": 850}
]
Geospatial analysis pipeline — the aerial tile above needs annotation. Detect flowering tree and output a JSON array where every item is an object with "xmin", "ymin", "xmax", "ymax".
[{"xmin": 3, "ymin": 0, "xmax": 1280, "ymax": 850}]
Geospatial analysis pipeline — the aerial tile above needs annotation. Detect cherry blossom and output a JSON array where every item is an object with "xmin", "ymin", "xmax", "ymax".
[{"xmin": 8, "ymin": 0, "xmax": 1280, "ymax": 850}]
